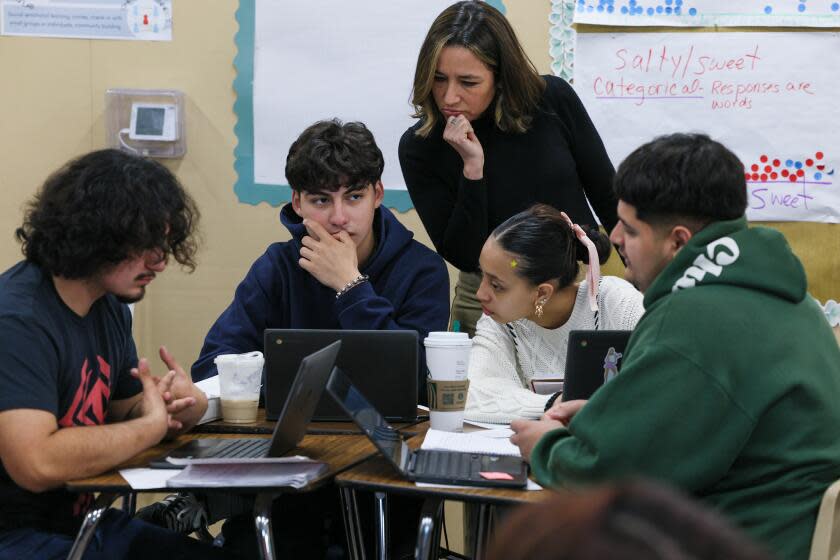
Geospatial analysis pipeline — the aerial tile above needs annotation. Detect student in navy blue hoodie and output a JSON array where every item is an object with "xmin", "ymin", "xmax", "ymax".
[
  {"xmin": 188, "ymin": 120, "xmax": 449, "ymax": 558},
  {"xmin": 192, "ymin": 119, "xmax": 450, "ymax": 405}
]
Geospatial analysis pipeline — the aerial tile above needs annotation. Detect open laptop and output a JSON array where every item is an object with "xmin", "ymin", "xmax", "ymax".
[
  {"xmin": 149, "ymin": 340, "xmax": 341, "ymax": 469},
  {"xmin": 562, "ymin": 330, "xmax": 632, "ymax": 401},
  {"xmin": 326, "ymin": 368, "xmax": 528, "ymax": 488},
  {"xmin": 264, "ymin": 329, "xmax": 419, "ymax": 422}
]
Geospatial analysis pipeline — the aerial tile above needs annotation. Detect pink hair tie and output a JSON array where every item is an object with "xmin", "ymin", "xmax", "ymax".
[{"xmin": 560, "ymin": 212, "xmax": 600, "ymax": 312}]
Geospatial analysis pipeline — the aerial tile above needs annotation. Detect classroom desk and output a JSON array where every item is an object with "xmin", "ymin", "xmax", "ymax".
[
  {"xmin": 335, "ymin": 427, "xmax": 549, "ymax": 560},
  {"xmin": 193, "ymin": 408, "xmax": 427, "ymax": 435},
  {"xmin": 66, "ymin": 432, "xmax": 377, "ymax": 560}
]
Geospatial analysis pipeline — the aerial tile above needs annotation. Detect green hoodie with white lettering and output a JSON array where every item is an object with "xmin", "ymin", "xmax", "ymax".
[{"xmin": 531, "ymin": 217, "xmax": 840, "ymax": 559}]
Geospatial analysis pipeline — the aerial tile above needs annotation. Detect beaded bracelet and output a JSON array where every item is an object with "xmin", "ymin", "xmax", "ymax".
[{"xmin": 335, "ymin": 274, "xmax": 369, "ymax": 299}]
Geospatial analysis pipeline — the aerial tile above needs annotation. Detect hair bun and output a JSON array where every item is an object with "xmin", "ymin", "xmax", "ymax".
[{"xmin": 575, "ymin": 226, "xmax": 612, "ymax": 265}]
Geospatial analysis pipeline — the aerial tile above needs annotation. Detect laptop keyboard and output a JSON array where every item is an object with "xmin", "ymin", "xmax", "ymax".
[
  {"xmin": 210, "ymin": 438, "xmax": 271, "ymax": 459},
  {"xmin": 414, "ymin": 449, "xmax": 474, "ymax": 479}
]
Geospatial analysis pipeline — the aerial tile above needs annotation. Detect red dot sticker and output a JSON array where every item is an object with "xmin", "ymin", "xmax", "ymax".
[
  {"xmin": 744, "ymin": 173, "xmax": 751, "ymax": 180},
  {"xmin": 770, "ymin": 172, "xmax": 778, "ymax": 180},
  {"xmin": 760, "ymin": 155, "xmax": 768, "ymax": 163},
  {"xmin": 773, "ymin": 159, "xmax": 781, "ymax": 167},
  {"xmin": 781, "ymin": 169, "xmax": 790, "ymax": 177},
  {"xmin": 805, "ymin": 159, "xmax": 814, "ymax": 167},
  {"xmin": 796, "ymin": 169, "xmax": 805, "ymax": 177},
  {"xmin": 751, "ymin": 173, "xmax": 760, "ymax": 180},
  {"xmin": 790, "ymin": 175, "xmax": 798, "ymax": 182},
  {"xmin": 816, "ymin": 152, "xmax": 824, "ymax": 160},
  {"xmin": 764, "ymin": 165, "xmax": 772, "ymax": 173},
  {"xmin": 760, "ymin": 173, "xmax": 768, "ymax": 181}
]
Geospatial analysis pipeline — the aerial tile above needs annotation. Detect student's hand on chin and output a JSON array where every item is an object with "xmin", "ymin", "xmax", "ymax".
[{"xmin": 299, "ymin": 219, "xmax": 360, "ymax": 292}]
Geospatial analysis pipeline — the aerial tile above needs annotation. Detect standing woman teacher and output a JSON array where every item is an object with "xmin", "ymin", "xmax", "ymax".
[{"xmin": 399, "ymin": 0, "xmax": 618, "ymax": 336}]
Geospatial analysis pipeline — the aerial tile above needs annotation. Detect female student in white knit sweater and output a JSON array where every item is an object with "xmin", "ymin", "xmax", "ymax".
[{"xmin": 466, "ymin": 204, "xmax": 644, "ymax": 424}]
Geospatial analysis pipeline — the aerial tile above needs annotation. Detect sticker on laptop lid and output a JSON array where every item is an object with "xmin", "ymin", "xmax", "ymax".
[{"xmin": 479, "ymin": 471, "xmax": 515, "ymax": 481}]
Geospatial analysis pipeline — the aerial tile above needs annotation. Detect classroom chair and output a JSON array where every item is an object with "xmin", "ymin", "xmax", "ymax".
[{"xmin": 809, "ymin": 478, "xmax": 840, "ymax": 560}]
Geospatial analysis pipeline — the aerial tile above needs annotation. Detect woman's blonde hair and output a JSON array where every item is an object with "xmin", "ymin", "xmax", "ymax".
[{"xmin": 410, "ymin": 1, "xmax": 545, "ymax": 138}]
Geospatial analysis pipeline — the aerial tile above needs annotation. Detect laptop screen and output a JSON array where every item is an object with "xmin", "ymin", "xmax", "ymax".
[{"xmin": 326, "ymin": 368, "xmax": 411, "ymax": 473}]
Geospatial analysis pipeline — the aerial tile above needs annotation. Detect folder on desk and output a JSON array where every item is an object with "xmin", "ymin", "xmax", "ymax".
[{"xmin": 167, "ymin": 460, "xmax": 327, "ymax": 489}]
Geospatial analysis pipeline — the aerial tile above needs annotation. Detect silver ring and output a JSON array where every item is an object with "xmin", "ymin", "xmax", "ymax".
[{"xmin": 448, "ymin": 116, "xmax": 457, "ymax": 124}]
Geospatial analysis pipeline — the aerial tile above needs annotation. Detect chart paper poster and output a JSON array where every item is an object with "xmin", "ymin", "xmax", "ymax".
[
  {"xmin": 252, "ymin": 0, "xmax": 461, "ymax": 203},
  {"xmin": 572, "ymin": 0, "xmax": 840, "ymax": 27},
  {"xmin": 1, "ymin": 0, "xmax": 172, "ymax": 41},
  {"xmin": 574, "ymin": 32, "xmax": 839, "ymax": 222}
]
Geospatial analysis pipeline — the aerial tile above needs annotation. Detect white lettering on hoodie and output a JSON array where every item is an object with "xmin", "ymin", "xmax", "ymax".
[{"xmin": 672, "ymin": 237, "xmax": 740, "ymax": 292}]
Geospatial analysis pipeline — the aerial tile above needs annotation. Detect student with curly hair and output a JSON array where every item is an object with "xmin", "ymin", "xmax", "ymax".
[{"xmin": 0, "ymin": 149, "xmax": 229, "ymax": 558}]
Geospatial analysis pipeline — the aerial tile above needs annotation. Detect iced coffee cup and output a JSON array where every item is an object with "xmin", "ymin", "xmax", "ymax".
[
  {"xmin": 215, "ymin": 351, "xmax": 264, "ymax": 424},
  {"xmin": 424, "ymin": 332, "xmax": 472, "ymax": 432}
]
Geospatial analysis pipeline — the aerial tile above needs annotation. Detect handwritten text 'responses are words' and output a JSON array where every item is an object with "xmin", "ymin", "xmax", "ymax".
[{"xmin": 592, "ymin": 45, "xmax": 815, "ymax": 109}]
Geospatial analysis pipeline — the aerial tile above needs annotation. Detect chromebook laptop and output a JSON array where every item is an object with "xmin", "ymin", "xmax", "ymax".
[
  {"xmin": 562, "ymin": 330, "xmax": 632, "ymax": 402},
  {"xmin": 326, "ymin": 368, "xmax": 528, "ymax": 488},
  {"xmin": 149, "ymin": 341, "xmax": 341, "ymax": 469},
  {"xmin": 264, "ymin": 329, "xmax": 419, "ymax": 422}
]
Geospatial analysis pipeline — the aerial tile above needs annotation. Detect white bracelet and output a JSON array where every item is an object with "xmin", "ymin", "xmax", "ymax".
[{"xmin": 335, "ymin": 274, "xmax": 369, "ymax": 299}]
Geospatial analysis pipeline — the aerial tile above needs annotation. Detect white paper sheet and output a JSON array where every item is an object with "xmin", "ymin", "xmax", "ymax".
[
  {"xmin": 422, "ymin": 428, "xmax": 521, "ymax": 457},
  {"xmin": 572, "ymin": 0, "xmax": 840, "ymax": 27},
  {"xmin": 119, "ymin": 468, "xmax": 180, "ymax": 490},
  {"xmin": 574, "ymin": 32, "xmax": 839, "ymax": 222},
  {"xmin": 253, "ymin": 0, "xmax": 454, "ymax": 192}
]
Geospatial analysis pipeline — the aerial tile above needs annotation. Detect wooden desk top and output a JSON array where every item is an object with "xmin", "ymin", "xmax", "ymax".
[
  {"xmin": 335, "ymin": 430, "xmax": 550, "ymax": 506},
  {"xmin": 193, "ymin": 408, "xmax": 426, "ymax": 436},
  {"xmin": 66, "ymin": 432, "xmax": 377, "ymax": 494}
]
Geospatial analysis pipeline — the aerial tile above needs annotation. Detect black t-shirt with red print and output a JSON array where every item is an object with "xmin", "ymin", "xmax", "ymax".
[{"xmin": 0, "ymin": 261, "xmax": 141, "ymax": 535}]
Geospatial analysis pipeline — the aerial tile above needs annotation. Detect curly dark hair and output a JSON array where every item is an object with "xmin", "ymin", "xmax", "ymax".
[
  {"xmin": 285, "ymin": 119, "xmax": 384, "ymax": 193},
  {"xmin": 15, "ymin": 149, "xmax": 200, "ymax": 278}
]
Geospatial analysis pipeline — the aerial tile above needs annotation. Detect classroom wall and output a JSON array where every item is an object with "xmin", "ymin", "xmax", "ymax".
[{"xmin": 0, "ymin": 1, "xmax": 836, "ymax": 368}]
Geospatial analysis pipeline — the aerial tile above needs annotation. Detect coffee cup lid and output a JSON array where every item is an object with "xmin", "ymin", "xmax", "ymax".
[
  {"xmin": 423, "ymin": 331, "xmax": 472, "ymax": 348},
  {"xmin": 214, "ymin": 351, "xmax": 264, "ymax": 365}
]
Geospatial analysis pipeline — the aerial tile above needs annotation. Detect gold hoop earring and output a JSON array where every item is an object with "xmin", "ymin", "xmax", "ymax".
[{"xmin": 535, "ymin": 299, "xmax": 546, "ymax": 318}]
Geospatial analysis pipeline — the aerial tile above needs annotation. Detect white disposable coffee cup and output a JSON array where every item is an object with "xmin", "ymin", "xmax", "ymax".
[
  {"xmin": 215, "ymin": 351, "xmax": 264, "ymax": 424},
  {"xmin": 424, "ymin": 332, "xmax": 472, "ymax": 432}
]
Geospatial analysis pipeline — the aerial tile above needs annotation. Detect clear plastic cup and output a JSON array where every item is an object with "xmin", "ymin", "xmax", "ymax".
[{"xmin": 214, "ymin": 351, "xmax": 264, "ymax": 424}]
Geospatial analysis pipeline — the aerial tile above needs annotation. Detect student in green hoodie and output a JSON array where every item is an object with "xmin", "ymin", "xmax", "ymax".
[{"xmin": 510, "ymin": 133, "xmax": 840, "ymax": 560}]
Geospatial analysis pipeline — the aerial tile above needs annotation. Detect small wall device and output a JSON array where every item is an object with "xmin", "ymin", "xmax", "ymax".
[
  {"xmin": 129, "ymin": 103, "xmax": 178, "ymax": 141},
  {"xmin": 105, "ymin": 88, "xmax": 186, "ymax": 158}
]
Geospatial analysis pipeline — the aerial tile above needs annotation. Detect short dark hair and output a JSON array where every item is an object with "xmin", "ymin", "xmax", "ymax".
[
  {"xmin": 410, "ymin": 0, "xmax": 545, "ymax": 137},
  {"xmin": 614, "ymin": 133, "xmax": 747, "ymax": 227},
  {"xmin": 16, "ymin": 149, "xmax": 199, "ymax": 279},
  {"xmin": 285, "ymin": 119, "xmax": 384, "ymax": 193},
  {"xmin": 492, "ymin": 204, "xmax": 611, "ymax": 288}
]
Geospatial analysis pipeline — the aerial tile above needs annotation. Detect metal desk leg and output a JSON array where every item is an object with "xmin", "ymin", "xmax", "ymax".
[
  {"xmin": 414, "ymin": 497, "xmax": 443, "ymax": 560},
  {"xmin": 340, "ymin": 487, "xmax": 366, "ymax": 560},
  {"xmin": 68, "ymin": 493, "xmax": 119, "ymax": 560},
  {"xmin": 374, "ymin": 491, "xmax": 388, "ymax": 560},
  {"xmin": 254, "ymin": 493, "xmax": 277, "ymax": 560},
  {"xmin": 473, "ymin": 503, "xmax": 496, "ymax": 560},
  {"xmin": 121, "ymin": 492, "xmax": 136, "ymax": 515}
]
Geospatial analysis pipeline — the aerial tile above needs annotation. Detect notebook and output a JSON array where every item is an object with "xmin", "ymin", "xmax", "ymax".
[
  {"xmin": 326, "ymin": 368, "xmax": 528, "ymax": 488},
  {"xmin": 561, "ymin": 330, "xmax": 632, "ymax": 402},
  {"xmin": 264, "ymin": 329, "xmax": 419, "ymax": 422},
  {"xmin": 148, "ymin": 340, "xmax": 341, "ymax": 469}
]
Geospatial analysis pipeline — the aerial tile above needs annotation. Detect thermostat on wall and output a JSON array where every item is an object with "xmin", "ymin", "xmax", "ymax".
[{"xmin": 129, "ymin": 103, "xmax": 178, "ymax": 141}]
